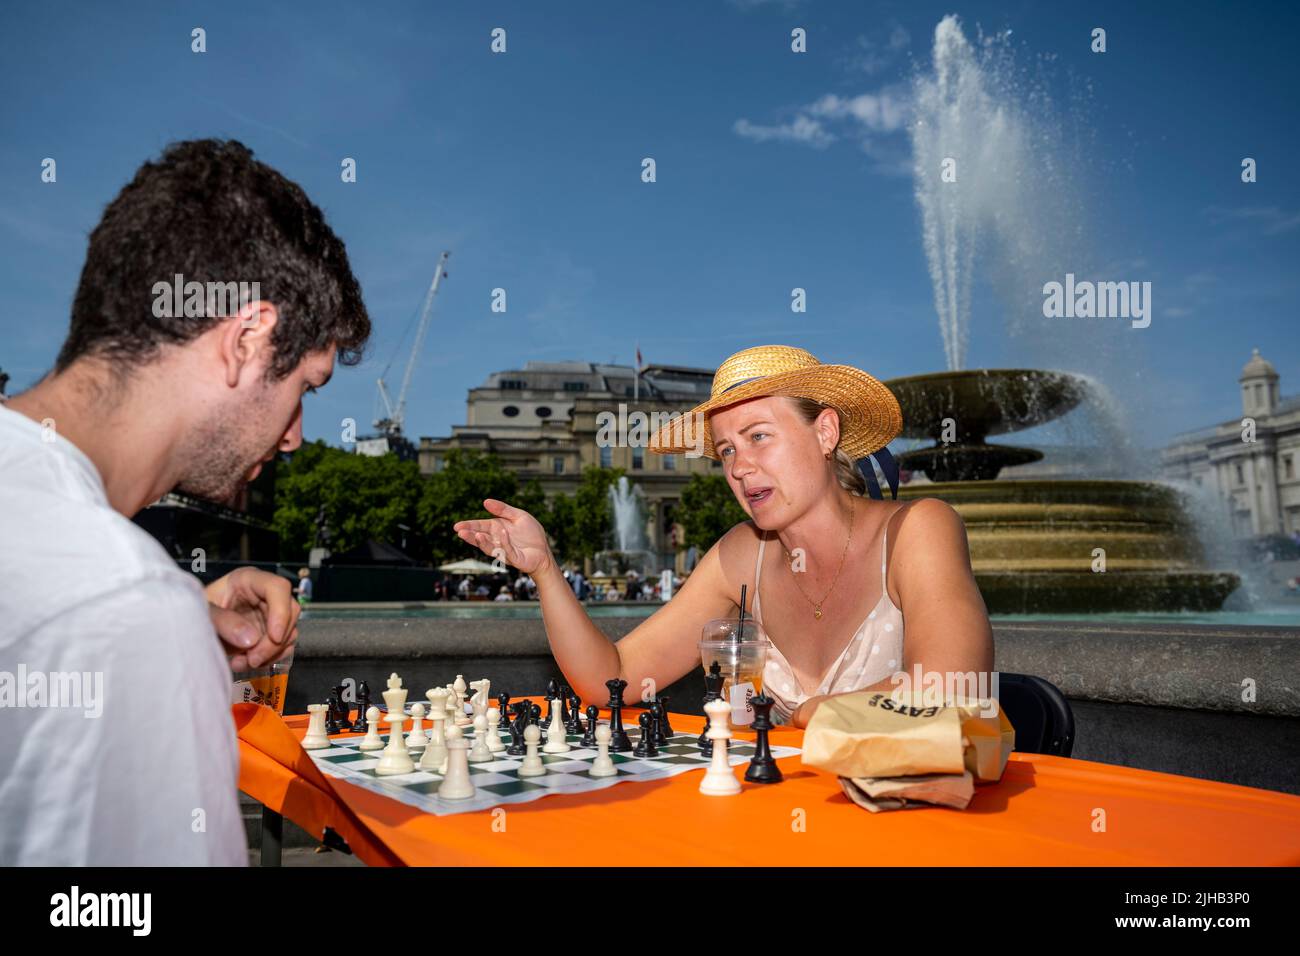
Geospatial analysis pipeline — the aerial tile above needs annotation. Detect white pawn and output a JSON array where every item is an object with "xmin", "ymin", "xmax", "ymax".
[
  {"xmin": 302, "ymin": 704, "xmax": 331, "ymax": 749},
  {"xmin": 376, "ymin": 710, "xmax": 414, "ymax": 776},
  {"xmin": 485, "ymin": 706, "xmax": 505, "ymax": 753},
  {"xmin": 444, "ymin": 683, "xmax": 459, "ymax": 724},
  {"xmin": 419, "ymin": 699, "xmax": 448, "ymax": 772},
  {"xmin": 517, "ymin": 724, "xmax": 547, "ymax": 776},
  {"xmin": 437, "ymin": 725, "xmax": 475, "ymax": 799},
  {"xmin": 700, "ymin": 697, "xmax": 741, "ymax": 795},
  {"xmin": 468, "ymin": 713, "xmax": 493, "ymax": 763},
  {"xmin": 357, "ymin": 706, "xmax": 384, "ymax": 751},
  {"xmin": 544, "ymin": 699, "xmax": 571, "ymax": 753},
  {"xmin": 588, "ymin": 723, "xmax": 616, "ymax": 777},
  {"xmin": 406, "ymin": 702, "xmax": 428, "ymax": 750}
]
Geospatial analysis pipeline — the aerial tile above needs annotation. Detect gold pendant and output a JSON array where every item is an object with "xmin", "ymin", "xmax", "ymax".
[{"xmin": 814, "ymin": 606, "xmax": 822, "ymax": 620}]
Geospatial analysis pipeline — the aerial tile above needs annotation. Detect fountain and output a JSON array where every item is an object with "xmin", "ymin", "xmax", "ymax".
[
  {"xmin": 592, "ymin": 476, "xmax": 657, "ymax": 581},
  {"xmin": 896, "ymin": 17, "xmax": 1239, "ymax": 613}
]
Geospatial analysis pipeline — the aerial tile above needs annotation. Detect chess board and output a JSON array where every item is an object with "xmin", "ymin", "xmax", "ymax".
[{"xmin": 307, "ymin": 719, "xmax": 800, "ymax": 817}]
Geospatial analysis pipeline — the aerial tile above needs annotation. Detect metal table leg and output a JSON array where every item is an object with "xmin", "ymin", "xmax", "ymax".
[{"xmin": 261, "ymin": 805, "xmax": 283, "ymax": 867}]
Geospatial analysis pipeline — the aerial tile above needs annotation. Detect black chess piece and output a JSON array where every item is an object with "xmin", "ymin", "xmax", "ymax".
[
  {"xmin": 699, "ymin": 661, "xmax": 725, "ymax": 754},
  {"xmin": 506, "ymin": 705, "xmax": 528, "ymax": 756},
  {"xmin": 351, "ymin": 681, "xmax": 371, "ymax": 733},
  {"xmin": 542, "ymin": 679, "xmax": 559, "ymax": 727},
  {"xmin": 580, "ymin": 704, "xmax": 599, "ymax": 748},
  {"xmin": 605, "ymin": 678, "xmax": 633, "ymax": 752},
  {"xmin": 565, "ymin": 691, "xmax": 583, "ymax": 735},
  {"xmin": 744, "ymin": 693, "xmax": 783, "ymax": 784},
  {"xmin": 559, "ymin": 684, "xmax": 572, "ymax": 725},
  {"xmin": 656, "ymin": 694, "xmax": 674, "ymax": 738},
  {"xmin": 324, "ymin": 687, "xmax": 346, "ymax": 733},
  {"xmin": 529, "ymin": 701, "xmax": 546, "ymax": 743},
  {"xmin": 650, "ymin": 701, "xmax": 669, "ymax": 745},
  {"xmin": 330, "ymin": 683, "xmax": 350, "ymax": 730},
  {"xmin": 497, "ymin": 692, "xmax": 512, "ymax": 730},
  {"xmin": 632, "ymin": 712, "xmax": 659, "ymax": 757}
]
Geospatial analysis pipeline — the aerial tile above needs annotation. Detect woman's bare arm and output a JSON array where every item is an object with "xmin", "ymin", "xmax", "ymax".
[{"xmin": 455, "ymin": 499, "xmax": 742, "ymax": 706}]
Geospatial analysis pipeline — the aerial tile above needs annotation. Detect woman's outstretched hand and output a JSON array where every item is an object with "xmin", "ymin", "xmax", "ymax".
[{"xmin": 453, "ymin": 499, "xmax": 554, "ymax": 576}]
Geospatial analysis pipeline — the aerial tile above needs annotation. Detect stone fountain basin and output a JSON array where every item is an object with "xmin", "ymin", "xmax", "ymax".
[
  {"xmin": 885, "ymin": 368, "xmax": 1088, "ymax": 440},
  {"xmin": 900, "ymin": 479, "xmax": 1241, "ymax": 613}
]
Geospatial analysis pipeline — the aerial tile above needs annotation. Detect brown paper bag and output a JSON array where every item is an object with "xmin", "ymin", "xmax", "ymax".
[
  {"xmin": 839, "ymin": 771, "xmax": 976, "ymax": 812},
  {"xmin": 803, "ymin": 690, "xmax": 1015, "ymax": 784}
]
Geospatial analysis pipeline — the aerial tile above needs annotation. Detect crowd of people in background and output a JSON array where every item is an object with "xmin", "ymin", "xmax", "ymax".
[{"xmin": 428, "ymin": 566, "xmax": 685, "ymax": 603}]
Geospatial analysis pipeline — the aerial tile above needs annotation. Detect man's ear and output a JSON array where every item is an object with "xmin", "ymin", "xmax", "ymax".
[{"xmin": 218, "ymin": 300, "xmax": 280, "ymax": 388}]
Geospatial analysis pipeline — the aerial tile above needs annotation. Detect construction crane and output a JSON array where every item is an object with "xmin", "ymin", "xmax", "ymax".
[{"xmin": 358, "ymin": 251, "xmax": 450, "ymax": 457}]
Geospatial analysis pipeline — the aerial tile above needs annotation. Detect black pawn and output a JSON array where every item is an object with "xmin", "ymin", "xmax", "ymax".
[
  {"xmin": 656, "ymin": 694, "xmax": 674, "ymax": 738},
  {"xmin": 650, "ymin": 701, "xmax": 669, "ymax": 745},
  {"xmin": 605, "ymin": 678, "xmax": 633, "ymax": 752},
  {"xmin": 632, "ymin": 712, "xmax": 658, "ymax": 757},
  {"xmin": 351, "ymin": 681, "xmax": 371, "ymax": 733},
  {"xmin": 323, "ymin": 696, "xmax": 341, "ymax": 735},
  {"xmin": 497, "ymin": 692, "xmax": 512, "ymax": 730},
  {"xmin": 559, "ymin": 684, "xmax": 572, "ymax": 726},
  {"xmin": 580, "ymin": 704, "xmax": 599, "ymax": 748},
  {"xmin": 542, "ymin": 679, "xmax": 559, "ymax": 727},
  {"xmin": 530, "ymin": 701, "xmax": 546, "ymax": 744},
  {"xmin": 565, "ymin": 692, "xmax": 583, "ymax": 735},
  {"xmin": 699, "ymin": 661, "xmax": 724, "ymax": 754},
  {"xmin": 744, "ymin": 693, "xmax": 783, "ymax": 784}
]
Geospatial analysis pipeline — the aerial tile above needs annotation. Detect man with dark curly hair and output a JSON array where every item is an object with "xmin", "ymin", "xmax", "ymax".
[{"xmin": 0, "ymin": 140, "xmax": 371, "ymax": 865}]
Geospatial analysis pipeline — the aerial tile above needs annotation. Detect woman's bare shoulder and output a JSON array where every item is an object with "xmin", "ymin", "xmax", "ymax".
[
  {"xmin": 712, "ymin": 520, "xmax": 765, "ymax": 591},
  {"xmin": 891, "ymin": 496, "xmax": 970, "ymax": 563}
]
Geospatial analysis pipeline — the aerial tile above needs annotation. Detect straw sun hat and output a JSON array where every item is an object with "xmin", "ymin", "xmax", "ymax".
[{"xmin": 647, "ymin": 345, "xmax": 904, "ymax": 494}]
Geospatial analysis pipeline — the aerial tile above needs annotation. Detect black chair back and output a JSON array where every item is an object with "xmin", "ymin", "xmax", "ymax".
[{"xmin": 997, "ymin": 672, "xmax": 1075, "ymax": 757}]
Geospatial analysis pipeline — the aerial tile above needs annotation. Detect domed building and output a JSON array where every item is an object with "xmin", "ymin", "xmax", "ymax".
[{"xmin": 1162, "ymin": 349, "xmax": 1300, "ymax": 538}]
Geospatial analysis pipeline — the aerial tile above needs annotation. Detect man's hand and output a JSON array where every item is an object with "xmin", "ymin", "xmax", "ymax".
[{"xmin": 205, "ymin": 568, "xmax": 300, "ymax": 671}]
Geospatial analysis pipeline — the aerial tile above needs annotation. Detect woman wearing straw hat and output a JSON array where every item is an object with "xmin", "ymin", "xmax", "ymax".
[{"xmin": 453, "ymin": 345, "xmax": 993, "ymax": 728}]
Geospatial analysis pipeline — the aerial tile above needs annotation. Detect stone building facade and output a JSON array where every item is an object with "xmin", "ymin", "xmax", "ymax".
[{"xmin": 1161, "ymin": 349, "xmax": 1300, "ymax": 538}]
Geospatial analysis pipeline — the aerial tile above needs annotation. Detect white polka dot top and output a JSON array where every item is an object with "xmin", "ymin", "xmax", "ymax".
[{"xmin": 753, "ymin": 510, "xmax": 905, "ymax": 725}]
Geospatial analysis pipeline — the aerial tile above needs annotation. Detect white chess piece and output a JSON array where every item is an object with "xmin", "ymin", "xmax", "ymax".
[
  {"xmin": 468, "ymin": 713, "xmax": 493, "ymax": 763},
  {"xmin": 376, "ymin": 675, "xmax": 414, "ymax": 775},
  {"xmin": 544, "ymin": 699, "xmax": 571, "ymax": 753},
  {"xmin": 517, "ymin": 724, "xmax": 547, "ymax": 776},
  {"xmin": 358, "ymin": 706, "xmax": 384, "ymax": 751},
  {"xmin": 420, "ymin": 693, "xmax": 449, "ymax": 772},
  {"xmin": 700, "ymin": 698, "xmax": 741, "ymax": 795},
  {"xmin": 437, "ymin": 725, "xmax": 475, "ymax": 799},
  {"xmin": 302, "ymin": 704, "xmax": 331, "ymax": 749},
  {"xmin": 406, "ymin": 702, "xmax": 428, "ymax": 749},
  {"xmin": 444, "ymin": 683, "xmax": 459, "ymax": 724},
  {"xmin": 485, "ymin": 706, "xmax": 505, "ymax": 753},
  {"xmin": 588, "ymin": 723, "xmax": 616, "ymax": 777},
  {"xmin": 453, "ymin": 675, "xmax": 470, "ymax": 725}
]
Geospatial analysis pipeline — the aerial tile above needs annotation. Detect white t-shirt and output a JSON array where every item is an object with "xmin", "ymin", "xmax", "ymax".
[{"xmin": 0, "ymin": 403, "xmax": 246, "ymax": 865}]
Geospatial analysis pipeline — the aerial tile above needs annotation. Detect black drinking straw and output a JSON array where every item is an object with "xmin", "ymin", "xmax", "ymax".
[{"xmin": 736, "ymin": 584, "xmax": 747, "ymax": 642}]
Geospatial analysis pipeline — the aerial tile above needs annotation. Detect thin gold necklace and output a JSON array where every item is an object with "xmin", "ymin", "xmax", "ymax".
[{"xmin": 781, "ymin": 500, "xmax": 855, "ymax": 621}]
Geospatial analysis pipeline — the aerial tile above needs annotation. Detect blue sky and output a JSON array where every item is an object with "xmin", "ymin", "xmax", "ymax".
[{"xmin": 1, "ymin": 0, "xmax": 1296, "ymax": 455}]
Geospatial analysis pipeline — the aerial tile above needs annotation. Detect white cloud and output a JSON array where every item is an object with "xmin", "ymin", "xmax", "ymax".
[
  {"xmin": 808, "ymin": 91, "xmax": 909, "ymax": 132},
  {"xmin": 1203, "ymin": 205, "xmax": 1300, "ymax": 236},
  {"xmin": 733, "ymin": 115, "xmax": 836, "ymax": 148},
  {"xmin": 839, "ymin": 22, "xmax": 912, "ymax": 75}
]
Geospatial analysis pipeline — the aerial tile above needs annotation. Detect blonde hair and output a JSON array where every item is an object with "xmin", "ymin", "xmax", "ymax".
[{"xmin": 787, "ymin": 397, "xmax": 868, "ymax": 496}]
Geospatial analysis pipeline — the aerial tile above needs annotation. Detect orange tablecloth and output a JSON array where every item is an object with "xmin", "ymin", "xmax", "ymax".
[{"xmin": 236, "ymin": 701, "xmax": 1300, "ymax": 867}]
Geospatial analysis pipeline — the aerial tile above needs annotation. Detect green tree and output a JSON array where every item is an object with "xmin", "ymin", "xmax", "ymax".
[
  {"xmin": 416, "ymin": 449, "xmax": 521, "ymax": 563},
  {"xmin": 273, "ymin": 443, "xmax": 423, "ymax": 559},
  {"xmin": 545, "ymin": 466, "xmax": 624, "ymax": 565},
  {"xmin": 677, "ymin": 473, "xmax": 748, "ymax": 552}
]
